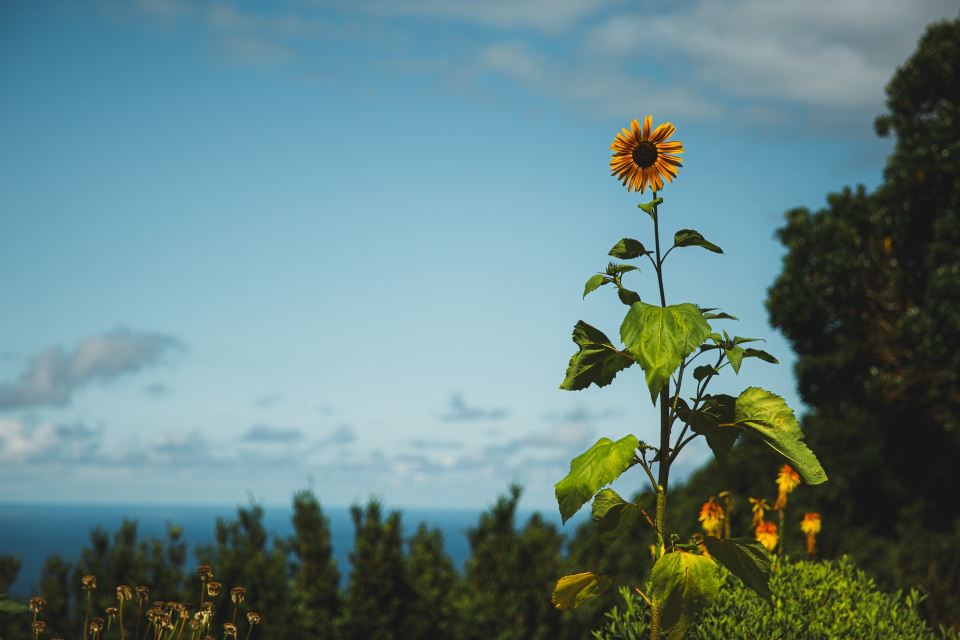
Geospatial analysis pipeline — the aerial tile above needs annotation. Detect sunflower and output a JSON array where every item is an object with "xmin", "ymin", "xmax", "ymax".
[{"xmin": 610, "ymin": 115, "xmax": 684, "ymax": 193}]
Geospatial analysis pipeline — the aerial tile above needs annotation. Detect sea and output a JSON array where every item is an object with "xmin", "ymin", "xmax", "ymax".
[{"xmin": 0, "ymin": 504, "xmax": 588, "ymax": 597}]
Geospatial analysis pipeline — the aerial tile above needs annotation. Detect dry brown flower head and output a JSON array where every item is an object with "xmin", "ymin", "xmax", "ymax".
[
  {"xmin": 246, "ymin": 613, "xmax": 260, "ymax": 625},
  {"xmin": 230, "ymin": 587, "xmax": 245, "ymax": 604},
  {"xmin": 32, "ymin": 621, "xmax": 45, "ymax": 635},
  {"xmin": 223, "ymin": 623, "xmax": 238, "ymax": 637},
  {"xmin": 206, "ymin": 581, "xmax": 221, "ymax": 597},
  {"xmin": 196, "ymin": 565, "xmax": 214, "ymax": 581},
  {"xmin": 117, "ymin": 585, "xmax": 133, "ymax": 601},
  {"xmin": 81, "ymin": 575, "xmax": 97, "ymax": 590},
  {"xmin": 29, "ymin": 597, "xmax": 46, "ymax": 612},
  {"xmin": 135, "ymin": 586, "xmax": 149, "ymax": 601},
  {"xmin": 90, "ymin": 618, "xmax": 105, "ymax": 632},
  {"xmin": 105, "ymin": 607, "xmax": 118, "ymax": 619}
]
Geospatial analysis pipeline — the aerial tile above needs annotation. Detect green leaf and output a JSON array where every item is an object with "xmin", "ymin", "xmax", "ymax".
[
  {"xmin": 683, "ymin": 394, "xmax": 740, "ymax": 465},
  {"xmin": 732, "ymin": 388, "xmax": 827, "ymax": 484},
  {"xmin": 701, "ymin": 537, "xmax": 773, "ymax": 606},
  {"xmin": 616, "ymin": 264, "xmax": 639, "ymax": 275},
  {"xmin": 620, "ymin": 303, "xmax": 711, "ymax": 403},
  {"xmin": 674, "ymin": 229, "xmax": 724, "ymax": 253},
  {"xmin": 638, "ymin": 197, "xmax": 663, "ymax": 217},
  {"xmin": 560, "ymin": 321, "xmax": 635, "ymax": 391},
  {"xmin": 592, "ymin": 489, "xmax": 654, "ymax": 545},
  {"xmin": 0, "ymin": 599, "xmax": 29, "ymax": 614},
  {"xmin": 726, "ymin": 345, "xmax": 745, "ymax": 373},
  {"xmin": 555, "ymin": 435, "xmax": 639, "ymax": 523},
  {"xmin": 743, "ymin": 348, "xmax": 779, "ymax": 365},
  {"xmin": 731, "ymin": 336, "xmax": 762, "ymax": 345},
  {"xmin": 617, "ymin": 287, "xmax": 642, "ymax": 306},
  {"xmin": 609, "ymin": 238, "xmax": 650, "ymax": 259},
  {"xmin": 692, "ymin": 365, "xmax": 717, "ymax": 381},
  {"xmin": 584, "ymin": 274, "xmax": 609, "ymax": 298},
  {"xmin": 552, "ymin": 572, "xmax": 614, "ymax": 610},
  {"xmin": 703, "ymin": 311, "xmax": 738, "ymax": 320},
  {"xmin": 651, "ymin": 551, "xmax": 719, "ymax": 639}
]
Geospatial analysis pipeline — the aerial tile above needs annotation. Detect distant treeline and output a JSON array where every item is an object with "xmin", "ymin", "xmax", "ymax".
[{"xmin": 0, "ymin": 485, "xmax": 656, "ymax": 640}]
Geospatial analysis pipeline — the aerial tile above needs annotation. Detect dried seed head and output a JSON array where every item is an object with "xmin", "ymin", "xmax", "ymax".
[
  {"xmin": 189, "ymin": 620, "xmax": 201, "ymax": 631},
  {"xmin": 32, "ymin": 621, "xmax": 46, "ymax": 635},
  {"xmin": 230, "ymin": 587, "xmax": 245, "ymax": 604},
  {"xmin": 160, "ymin": 614, "xmax": 176, "ymax": 630},
  {"xmin": 30, "ymin": 597, "xmax": 46, "ymax": 612},
  {"xmin": 166, "ymin": 602, "xmax": 180, "ymax": 611},
  {"xmin": 82, "ymin": 575, "xmax": 97, "ymax": 590},
  {"xmin": 117, "ymin": 585, "xmax": 133, "ymax": 601},
  {"xmin": 246, "ymin": 613, "xmax": 260, "ymax": 626},
  {"xmin": 105, "ymin": 607, "xmax": 118, "ymax": 620},
  {"xmin": 152, "ymin": 601, "xmax": 166, "ymax": 611},
  {"xmin": 196, "ymin": 565, "xmax": 213, "ymax": 581},
  {"xmin": 90, "ymin": 618, "xmax": 105, "ymax": 632},
  {"xmin": 206, "ymin": 582, "xmax": 221, "ymax": 597},
  {"xmin": 146, "ymin": 609, "xmax": 162, "ymax": 623},
  {"xmin": 201, "ymin": 602, "xmax": 214, "ymax": 615},
  {"xmin": 135, "ymin": 586, "xmax": 149, "ymax": 601},
  {"xmin": 223, "ymin": 623, "xmax": 237, "ymax": 638}
]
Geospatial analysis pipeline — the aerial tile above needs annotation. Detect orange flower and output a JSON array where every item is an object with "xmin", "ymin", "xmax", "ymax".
[
  {"xmin": 755, "ymin": 520, "xmax": 778, "ymax": 553},
  {"xmin": 774, "ymin": 465, "xmax": 801, "ymax": 509},
  {"xmin": 698, "ymin": 497, "xmax": 724, "ymax": 538},
  {"xmin": 749, "ymin": 497, "xmax": 770, "ymax": 530},
  {"xmin": 610, "ymin": 116, "xmax": 684, "ymax": 193},
  {"xmin": 801, "ymin": 512, "xmax": 821, "ymax": 557}
]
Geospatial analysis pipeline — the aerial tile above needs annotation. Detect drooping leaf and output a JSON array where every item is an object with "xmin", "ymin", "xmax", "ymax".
[
  {"xmin": 703, "ymin": 312, "xmax": 738, "ymax": 320},
  {"xmin": 674, "ymin": 229, "xmax": 724, "ymax": 253},
  {"xmin": 592, "ymin": 490, "xmax": 655, "ymax": 545},
  {"xmin": 726, "ymin": 345, "xmax": 745, "ymax": 373},
  {"xmin": 620, "ymin": 303, "xmax": 711, "ymax": 403},
  {"xmin": 609, "ymin": 238, "xmax": 650, "ymax": 259},
  {"xmin": 743, "ymin": 348, "xmax": 779, "ymax": 364},
  {"xmin": 617, "ymin": 287, "xmax": 642, "ymax": 306},
  {"xmin": 732, "ymin": 388, "xmax": 827, "ymax": 484},
  {"xmin": 552, "ymin": 572, "xmax": 614, "ymax": 610},
  {"xmin": 638, "ymin": 197, "xmax": 663, "ymax": 217},
  {"xmin": 606, "ymin": 262, "xmax": 639, "ymax": 276},
  {"xmin": 683, "ymin": 394, "xmax": 740, "ymax": 465},
  {"xmin": 651, "ymin": 551, "xmax": 719, "ymax": 639},
  {"xmin": 555, "ymin": 435, "xmax": 639, "ymax": 523},
  {"xmin": 731, "ymin": 336, "xmax": 762, "ymax": 345},
  {"xmin": 584, "ymin": 274, "xmax": 609, "ymax": 298},
  {"xmin": 701, "ymin": 537, "xmax": 773, "ymax": 606},
  {"xmin": 0, "ymin": 598, "xmax": 29, "ymax": 614},
  {"xmin": 560, "ymin": 321, "xmax": 634, "ymax": 391}
]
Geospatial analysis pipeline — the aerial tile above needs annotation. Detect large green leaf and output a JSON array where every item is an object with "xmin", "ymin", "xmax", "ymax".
[
  {"xmin": 0, "ymin": 598, "xmax": 29, "ymax": 614},
  {"xmin": 560, "ymin": 321, "xmax": 635, "ymax": 391},
  {"xmin": 674, "ymin": 229, "xmax": 723, "ymax": 253},
  {"xmin": 552, "ymin": 572, "xmax": 614, "ymax": 610},
  {"xmin": 651, "ymin": 551, "xmax": 719, "ymax": 639},
  {"xmin": 732, "ymin": 388, "xmax": 827, "ymax": 485},
  {"xmin": 591, "ymin": 489, "xmax": 654, "ymax": 545},
  {"xmin": 638, "ymin": 197, "xmax": 663, "ymax": 217},
  {"xmin": 555, "ymin": 435, "xmax": 639, "ymax": 523},
  {"xmin": 701, "ymin": 537, "xmax": 772, "ymax": 606},
  {"xmin": 609, "ymin": 238, "xmax": 650, "ymax": 259},
  {"xmin": 620, "ymin": 303, "xmax": 711, "ymax": 403},
  {"xmin": 684, "ymin": 394, "xmax": 740, "ymax": 465}
]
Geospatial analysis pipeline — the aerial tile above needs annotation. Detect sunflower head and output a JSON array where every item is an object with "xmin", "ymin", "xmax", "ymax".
[{"xmin": 610, "ymin": 116, "xmax": 684, "ymax": 193}]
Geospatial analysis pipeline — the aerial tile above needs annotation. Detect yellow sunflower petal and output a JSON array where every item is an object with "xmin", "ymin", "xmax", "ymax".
[{"xmin": 642, "ymin": 116, "xmax": 652, "ymax": 139}]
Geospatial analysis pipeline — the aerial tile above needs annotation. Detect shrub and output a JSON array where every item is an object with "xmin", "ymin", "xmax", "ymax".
[{"xmin": 594, "ymin": 557, "xmax": 955, "ymax": 640}]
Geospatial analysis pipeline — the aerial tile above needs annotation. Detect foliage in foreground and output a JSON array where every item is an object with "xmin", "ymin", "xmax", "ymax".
[{"xmin": 594, "ymin": 558, "xmax": 956, "ymax": 640}]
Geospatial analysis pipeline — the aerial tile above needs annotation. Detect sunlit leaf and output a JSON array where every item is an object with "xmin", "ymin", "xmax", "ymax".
[
  {"xmin": 620, "ymin": 303, "xmax": 711, "ymax": 403},
  {"xmin": 609, "ymin": 238, "xmax": 650, "ymax": 259},
  {"xmin": 638, "ymin": 197, "xmax": 663, "ymax": 217},
  {"xmin": 674, "ymin": 229, "xmax": 724, "ymax": 253},
  {"xmin": 743, "ymin": 348, "xmax": 779, "ymax": 364},
  {"xmin": 555, "ymin": 435, "xmax": 639, "ymax": 523},
  {"xmin": 651, "ymin": 550, "xmax": 719, "ymax": 639},
  {"xmin": 584, "ymin": 274, "xmax": 609, "ymax": 298},
  {"xmin": 552, "ymin": 572, "xmax": 614, "ymax": 609}
]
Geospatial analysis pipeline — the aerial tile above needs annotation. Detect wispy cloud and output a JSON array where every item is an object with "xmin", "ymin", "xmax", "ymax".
[
  {"xmin": 240, "ymin": 424, "xmax": 304, "ymax": 443},
  {"xmin": 0, "ymin": 330, "xmax": 182, "ymax": 409},
  {"xmin": 440, "ymin": 394, "xmax": 508, "ymax": 422}
]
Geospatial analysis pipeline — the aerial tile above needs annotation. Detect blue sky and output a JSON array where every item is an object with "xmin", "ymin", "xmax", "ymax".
[{"xmin": 1, "ymin": 0, "xmax": 956, "ymax": 511}]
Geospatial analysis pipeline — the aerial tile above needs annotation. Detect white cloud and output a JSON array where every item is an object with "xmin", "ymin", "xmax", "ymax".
[
  {"xmin": 0, "ymin": 418, "xmax": 101, "ymax": 464},
  {"xmin": 0, "ymin": 330, "xmax": 182, "ymax": 409}
]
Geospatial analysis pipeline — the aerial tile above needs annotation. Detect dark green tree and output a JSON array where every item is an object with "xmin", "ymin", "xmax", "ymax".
[
  {"xmin": 194, "ymin": 501, "xmax": 291, "ymax": 639},
  {"xmin": 283, "ymin": 489, "xmax": 341, "ymax": 639},
  {"xmin": 337, "ymin": 499, "xmax": 413, "ymax": 640},
  {"xmin": 457, "ymin": 485, "xmax": 566, "ymax": 640},
  {"xmin": 405, "ymin": 522, "xmax": 461, "ymax": 640},
  {"xmin": 670, "ymin": 12, "xmax": 960, "ymax": 626}
]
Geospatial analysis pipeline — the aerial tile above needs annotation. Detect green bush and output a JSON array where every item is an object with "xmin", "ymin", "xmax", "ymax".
[{"xmin": 594, "ymin": 557, "xmax": 957, "ymax": 640}]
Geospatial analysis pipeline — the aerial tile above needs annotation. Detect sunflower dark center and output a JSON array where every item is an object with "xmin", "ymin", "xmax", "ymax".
[{"xmin": 632, "ymin": 141, "xmax": 658, "ymax": 167}]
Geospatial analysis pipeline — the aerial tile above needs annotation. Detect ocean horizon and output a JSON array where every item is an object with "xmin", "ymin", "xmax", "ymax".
[{"xmin": 0, "ymin": 502, "xmax": 590, "ymax": 597}]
